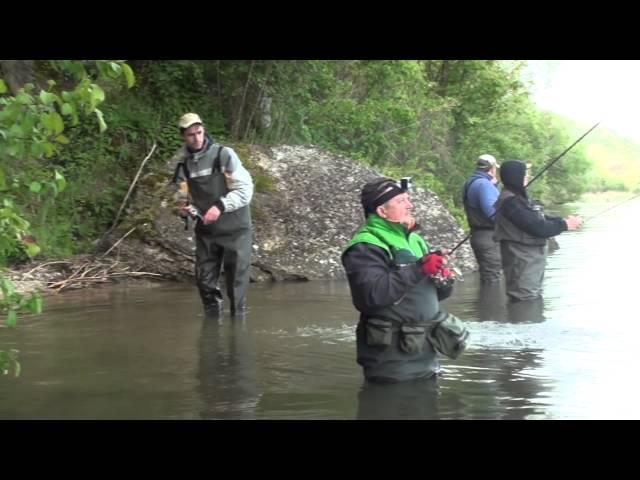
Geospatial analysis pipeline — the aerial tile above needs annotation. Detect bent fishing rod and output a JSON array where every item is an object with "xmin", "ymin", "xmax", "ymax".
[{"xmin": 447, "ymin": 121, "xmax": 600, "ymax": 256}]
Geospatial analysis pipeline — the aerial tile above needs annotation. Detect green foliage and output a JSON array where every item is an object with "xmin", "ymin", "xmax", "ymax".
[
  {"xmin": 0, "ymin": 60, "xmax": 134, "ymax": 263},
  {"xmin": 1, "ymin": 274, "xmax": 40, "ymax": 376},
  {"xmin": 128, "ymin": 61, "xmax": 225, "ymax": 139},
  {"xmin": 307, "ymin": 62, "xmax": 441, "ymax": 163},
  {"xmin": 0, "ymin": 349, "xmax": 20, "ymax": 377},
  {"xmin": 238, "ymin": 60, "xmax": 592, "ymax": 213},
  {"xmin": 569, "ymin": 120, "xmax": 640, "ymax": 193},
  {"xmin": 46, "ymin": 118, "xmax": 142, "ymax": 252},
  {"xmin": 0, "ymin": 61, "xmax": 133, "ymax": 364},
  {"xmin": 1, "ymin": 275, "xmax": 42, "ymax": 327},
  {"xmin": 200, "ymin": 60, "xmax": 601, "ymax": 218}
]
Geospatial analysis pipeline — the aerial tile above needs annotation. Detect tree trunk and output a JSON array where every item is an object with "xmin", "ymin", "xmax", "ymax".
[
  {"xmin": 243, "ymin": 62, "xmax": 274, "ymax": 140},
  {"xmin": 0, "ymin": 60, "xmax": 35, "ymax": 94},
  {"xmin": 231, "ymin": 60, "xmax": 255, "ymax": 139},
  {"xmin": 437, "ymin": 60, "xmax": 451, "ymax": 97}
]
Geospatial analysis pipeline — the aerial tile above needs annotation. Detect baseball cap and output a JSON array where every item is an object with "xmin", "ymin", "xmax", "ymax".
[
  {"xmin": 178, "ymin": 113, "xmax": 203, "ymax": 130},
  {"xmin": 476, "ymin": 154, "xmax": 500, "ymax": 169}
]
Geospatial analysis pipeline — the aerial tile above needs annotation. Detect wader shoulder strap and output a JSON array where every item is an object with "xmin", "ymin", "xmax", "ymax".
[
  {"xmin": 463, "ymin": 176, "xmax": 481, "ymax": 204},
  {"xmin": 172, "ymin": 161, "xmax": 190, "ymax": 184},
  {"xmin": 212, "ymin": 145, "xmax": 225, "ymax": 172}
]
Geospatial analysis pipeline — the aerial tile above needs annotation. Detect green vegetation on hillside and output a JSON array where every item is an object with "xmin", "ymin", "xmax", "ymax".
[
  {"xmin": 555, "ymin": 116, "xmax": 640, "ymax": 193},
  {"xmin": 3, "ymin": 59, "xmax": 637, "ymax": 268}
]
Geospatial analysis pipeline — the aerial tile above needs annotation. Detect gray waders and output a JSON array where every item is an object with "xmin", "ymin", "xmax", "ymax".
[
  {"xmin": 195, "ymin": 222, "xmax": 252, "ymax": 316},
  {"xmin": 182, "ymin": 142, "xmax": 253, "ymax": 317},
  {"xmin": 470, "ymin": 228, "xmax": 502, "ymax": 284},
  {"xmin": 500, "ymin": 240, "xmax": 546, "ymax": 301}
]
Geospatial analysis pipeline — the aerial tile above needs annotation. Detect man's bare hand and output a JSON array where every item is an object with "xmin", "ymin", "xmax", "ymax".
[{"xmin": 203, "ymin": 205, "xmax": 222, "ymax": 225}]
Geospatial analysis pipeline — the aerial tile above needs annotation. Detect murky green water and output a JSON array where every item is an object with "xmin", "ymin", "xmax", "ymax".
[{"xmin": 1, "ymin": 199, "xmax": 639, "ymax": 419}]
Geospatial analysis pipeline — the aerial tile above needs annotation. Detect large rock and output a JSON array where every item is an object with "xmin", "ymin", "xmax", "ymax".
[{"xmin": 107, "ymin": 144, "xmax": 476, "ymax": 282}]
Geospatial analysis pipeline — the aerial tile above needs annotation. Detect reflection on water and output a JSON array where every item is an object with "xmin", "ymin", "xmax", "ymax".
[
  {"xmin": 357, "ymin": 376, "xmax": 440, "ymax": 420},
  {"xmin": 470, "ymin": 283, "xmax": 545, "ymax": 324},
  {"xmin": 197, "ymin": 317, "xmax": 260, "ymax": 419},
  {"xmin": 2, "ymin": 198, "xmax": 640, "ymax": 419},
  {"xmin": 506, "ymin": 298, "xmax": 545, "ymax": 324}
]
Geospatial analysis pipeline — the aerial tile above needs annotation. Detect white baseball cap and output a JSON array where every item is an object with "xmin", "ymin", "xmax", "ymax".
[
  {"xmin": 476, "ymin": 154, "xmax": 500, "ymax": 168},
  {"xmin": 178, "ymin": 113, "xmax": 203, "ymax": 129}
]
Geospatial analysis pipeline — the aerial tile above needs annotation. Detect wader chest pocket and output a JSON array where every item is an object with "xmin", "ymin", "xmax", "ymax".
[
  {"xmin": 366, "ymin": 318, "xmax": 393, "ymax": 346},
  {"xmin": 399, "ymin": 325, "xmax": 426, "ymax": 354}
]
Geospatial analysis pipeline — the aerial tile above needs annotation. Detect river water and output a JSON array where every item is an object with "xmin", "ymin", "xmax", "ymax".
[{"xmin": 1, "ymin": 198, "xmax": 639, "ymax": 419}]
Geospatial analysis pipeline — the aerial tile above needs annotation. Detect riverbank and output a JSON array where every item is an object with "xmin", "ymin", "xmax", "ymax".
[
  {"xmin": 5, "ymin": 255, "xmax": 164, "ymax": 296},
  {"xmin": 5, "ymin": 144, "xmax": 479, "ymax": 296}
]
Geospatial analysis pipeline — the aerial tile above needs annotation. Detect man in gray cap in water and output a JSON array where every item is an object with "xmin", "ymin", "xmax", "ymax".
[{"xmin": 171, "ymin": 113, "xmax": 254, "ymax": 318}]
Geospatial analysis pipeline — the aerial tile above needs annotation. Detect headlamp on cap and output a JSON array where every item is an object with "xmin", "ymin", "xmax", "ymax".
[{"xmin": 361, "ymin": 177, "xmax": 411, "ymax": 218}]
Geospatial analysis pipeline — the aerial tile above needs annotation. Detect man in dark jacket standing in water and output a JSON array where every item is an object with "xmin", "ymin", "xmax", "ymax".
[
  {"xmin": 462, "ymin": 154, "xmax": 502, "ymax": 283},
  {"xmin": 171, "ymin": 113, "xmax": 254, "ymax": 318},
  {"xmin": 494, "ymin": 160, "xmax": 582, "ymax": 301},
  {"xmin": 342, "ymin": 177, "xmax": 454, "ymax": 383}
]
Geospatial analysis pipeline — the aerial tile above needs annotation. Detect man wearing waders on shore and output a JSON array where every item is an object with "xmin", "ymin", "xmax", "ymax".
[{"xmin": 171, "ymin": 113, "xmax": 254, "ymax": 318}]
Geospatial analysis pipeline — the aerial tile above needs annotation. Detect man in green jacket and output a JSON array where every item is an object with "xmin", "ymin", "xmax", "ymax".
[{"xmin": 342, "ymin": 177, "xmax": 454, "ymax": 383}]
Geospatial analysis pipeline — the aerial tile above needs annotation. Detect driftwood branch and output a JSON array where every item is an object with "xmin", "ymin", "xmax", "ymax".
[
  {"xmin": 46, "ymin": 258, "xmax": 162, "ymax": 293},
  {"xmin": 101, "ymin": 227, "xmax": 137, "ymax": 258},
  {"xmin": 101, "ymin": 142, "xmax": 156, "ymax": 241},
  {"xmin": 24, "ymin": 261, "xmax": 72, "ymax": 276}
]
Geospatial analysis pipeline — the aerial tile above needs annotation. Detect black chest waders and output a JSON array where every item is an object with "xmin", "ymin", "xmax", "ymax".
[{"xmin": 184, "ymin": 145, "xmax": 253, "ymax": 317}]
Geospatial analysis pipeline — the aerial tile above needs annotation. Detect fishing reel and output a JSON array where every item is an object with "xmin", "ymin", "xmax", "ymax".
[
  {"xmin": 429, "ymin": 262, "xmax": 463, "ymax": 289},
  {"xmin": 186, "ymin": 204, "xmax": 203, "ymax": 221},
  {"xmin": 181, "ymin": 203, "xmax": 203, "ymax": 230},
  {"xmin": 430, "ymin": 269, "xmax": 455, "ymax": 289}
]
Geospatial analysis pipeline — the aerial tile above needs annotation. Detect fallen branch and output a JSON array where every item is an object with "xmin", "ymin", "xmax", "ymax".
[
  {"xmin": 23, "ymin": 261, "xmax": 72, "ymax": 276},
  {"xmin": 48, "ymin": 267, "xmax": 162, "ymax": 293},
  {"xmin": 65, "ymin": 262, "xmax": 92, "ymax": 283},
  {"xmin": 111, "ymin": 272, "xmax": 162, "ymax": 277},
  {"xmin": 101, "ymin": 142, "xmax": 156, "ymax": 241},
  {"xmin": 101, "ymin": 227, "xmax": 136, "ymax": 258}
]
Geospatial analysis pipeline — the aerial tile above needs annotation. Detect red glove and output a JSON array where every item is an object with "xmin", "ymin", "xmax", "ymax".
[
  {"xmin": 420, "ymin": 252, "xmax": 444, "ymax": 275},
  {"xmin": 440, "ymin": 267, "xmax": 451, "ymax": 278}
]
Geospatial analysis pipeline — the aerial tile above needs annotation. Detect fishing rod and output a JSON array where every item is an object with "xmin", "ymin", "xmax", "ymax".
[
  {"xmin": 582, "ymin": 191, "xmax": 640, "ymax": 223},
  {"xmin": 527, "ymin": 122, "xmax": 600, "ymax": 187},
  {"xmin": 448, "ymin": 121, "xmax": 600, "ymax": 256}
]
